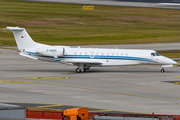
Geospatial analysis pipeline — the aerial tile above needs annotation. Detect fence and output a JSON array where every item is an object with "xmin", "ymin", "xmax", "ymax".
[{"xmin": 26, "ymin": 109, "xmax": 63, "ymax": 120}]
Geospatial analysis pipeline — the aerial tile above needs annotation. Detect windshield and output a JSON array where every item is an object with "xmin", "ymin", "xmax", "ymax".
[
  {"xmin": 155, "ymin": 52, "xmax": 161, "ymax": 56},
  {"xmin": 151, "ymin": 52, "xmax": 161, "ymax": 56}
]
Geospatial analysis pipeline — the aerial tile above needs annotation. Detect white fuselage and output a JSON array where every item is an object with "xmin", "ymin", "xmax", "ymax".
[{"xmin": 25, "ymin": 46, "xmax": 176, "ymax": 67}]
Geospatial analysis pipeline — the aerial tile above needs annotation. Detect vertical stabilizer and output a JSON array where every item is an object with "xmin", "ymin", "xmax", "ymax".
[{"xmin": 6, "ymin": 27, "xmax": 38, "ymax": 51}]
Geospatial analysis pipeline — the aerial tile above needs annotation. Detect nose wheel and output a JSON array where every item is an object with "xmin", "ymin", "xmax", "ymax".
[{"xmin": 161, "ymin": 68, "xmax": 165, "ymax": 73}]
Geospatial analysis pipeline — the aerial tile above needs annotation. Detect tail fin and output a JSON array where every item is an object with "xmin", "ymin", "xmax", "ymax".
[{"xmin": 6, "ymin": 27, "xmax": 38, "ymax": 51}]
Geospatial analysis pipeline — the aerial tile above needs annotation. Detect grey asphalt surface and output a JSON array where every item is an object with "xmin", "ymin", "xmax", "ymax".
[
  {"xmin": 2, "ymin": 0, "xmax": 180, "ymax": 115},
  {"xmin": 23, "ymin": 0, "xmax": 180, "ymax": 9},
  {"xmin": 0, "ymin": 43, "xmax": 180, "ymax": 115}
]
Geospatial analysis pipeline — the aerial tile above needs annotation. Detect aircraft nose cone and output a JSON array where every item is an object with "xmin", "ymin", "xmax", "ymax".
[
  {"xmin": 164, "ymin": 57, "xmax": 177, "ymax": 65},
  {"xmin": 172, "ymin": 60, "xmax": 177, "ymax": 65}
]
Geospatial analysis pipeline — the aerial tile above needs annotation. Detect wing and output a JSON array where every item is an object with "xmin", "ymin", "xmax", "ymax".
[
  {"xmin": 52, "ymin": 56, "xmax": 102, "ymax": 65},
  {"xmin": 61, "ymin": 60, "xmax": 102, "ymax": 65}
]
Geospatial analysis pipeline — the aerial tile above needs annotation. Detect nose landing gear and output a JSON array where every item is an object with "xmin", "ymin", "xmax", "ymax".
[{"xmin": 161, "ymin": 68, "xmax": 165, "ymax": 73}]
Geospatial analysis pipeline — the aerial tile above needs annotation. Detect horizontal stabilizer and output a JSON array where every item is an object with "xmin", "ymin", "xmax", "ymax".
[
  {"xmin": 19, "ymin": 52, "xmax": 38, "ymax": 60},
  {"xmin": 6, "ymin": 27, "xmax": 24, "ymax": 31}
]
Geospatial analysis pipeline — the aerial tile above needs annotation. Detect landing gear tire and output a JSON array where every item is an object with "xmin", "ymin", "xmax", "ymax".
[
  {"xmin": 76, "ymin": 68, "xmax": 81, "ymax": 73},
  {"xmin": 161, "ymin": 69, "xmax": 165, "ymax": 73}
]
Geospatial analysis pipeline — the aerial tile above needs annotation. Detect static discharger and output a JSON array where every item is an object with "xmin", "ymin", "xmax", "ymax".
[{"xmin": 83, "ymin": 6, "xmax": 94, "ymax": 10}]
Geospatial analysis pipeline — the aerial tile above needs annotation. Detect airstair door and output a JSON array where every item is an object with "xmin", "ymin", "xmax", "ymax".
[{"xmin": 90, "ymin": 51, "xmax": 94, "ymax": 58}]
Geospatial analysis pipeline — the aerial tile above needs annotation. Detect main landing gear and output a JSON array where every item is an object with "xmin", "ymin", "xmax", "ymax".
[
  {"xmin": 161, "ymin": 68, "xmax": 165, "ymax": 73},
  {"xmin": 76, "ymin": 68, "xmax": 88, "ymax": 73},
  {"xmin": 76, "ymin": 63, "xmax": 90, "ymax": 73}
]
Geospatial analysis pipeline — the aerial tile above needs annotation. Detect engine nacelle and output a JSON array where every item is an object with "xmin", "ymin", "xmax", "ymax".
[{"xmin": 35, "ymin": 47, "xmax": 65, "ymax": 57}]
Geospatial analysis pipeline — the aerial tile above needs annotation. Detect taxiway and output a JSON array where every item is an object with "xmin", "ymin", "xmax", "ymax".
[{"xmin": 0, "ymin": 43, "xmax": 180, "ymax": 114}]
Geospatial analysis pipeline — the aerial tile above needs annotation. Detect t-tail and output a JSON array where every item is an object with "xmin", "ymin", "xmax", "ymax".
[
  {"xmin": 6, "ymin": 27, "xmax": 62, "ymax": 61},
  {"xmin": 6, "ymin": 27, "xmax": 48, "ymax": 52}
]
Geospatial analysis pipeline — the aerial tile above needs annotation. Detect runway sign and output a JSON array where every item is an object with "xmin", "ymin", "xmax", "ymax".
[{"xmin": 83, "ymin": 6, "xmax": 94, "ymax": 10}]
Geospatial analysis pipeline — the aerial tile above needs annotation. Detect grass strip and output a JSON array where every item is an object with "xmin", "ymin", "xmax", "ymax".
[
  {"xmin": 1, "ymin": 0, "xmax": 180, "ymax": 46},
  {"xmin": 157, "ymin": 50, "xmax": 180, "ymax": 58}
]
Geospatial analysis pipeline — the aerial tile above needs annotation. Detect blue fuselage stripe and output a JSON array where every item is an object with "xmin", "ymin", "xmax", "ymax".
[{"xmin": 25, "ymin": 51, "xmax": 155, "ymax": 62}]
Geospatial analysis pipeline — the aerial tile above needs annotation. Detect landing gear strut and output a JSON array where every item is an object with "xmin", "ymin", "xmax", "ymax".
[{"xmin": 161, "ymin": 68, "xmax": 165, "ymax": 73}]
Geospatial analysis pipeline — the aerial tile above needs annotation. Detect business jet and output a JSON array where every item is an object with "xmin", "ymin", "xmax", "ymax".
[{"xmin": 6, "ymin": 27, "xmax": 177, "ymax": 73}]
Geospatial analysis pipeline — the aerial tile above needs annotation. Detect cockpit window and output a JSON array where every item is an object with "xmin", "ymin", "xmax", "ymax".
[
  {"xmin": 155, "ymin": 52, "xmax": 161, "ymax": 56},
  {"xmin": 151, "ymin": 52, "xmax": 161, "ymax": 56},
  {"xmin": 151, "ymin": 53, "xmax": 156, "ymax": 56}
]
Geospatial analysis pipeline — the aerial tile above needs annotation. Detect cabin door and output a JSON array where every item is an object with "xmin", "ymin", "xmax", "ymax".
[{"xmin": 90, "ymin": 51, "xmax": 94, "ymax": 58}]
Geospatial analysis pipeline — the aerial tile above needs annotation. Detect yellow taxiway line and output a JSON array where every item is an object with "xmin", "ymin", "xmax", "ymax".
[
  {"xmin": 23, "ymin": 77, "xmax": 70, "ymax": 79},
  {"xmin": 37, "ymin": 104, "xmax": 64, "ymax": 108},
  {"xmin": 174, "ymin": 81, "xmax": 180, "ymax": 85},
  {"xmin": 0, "ymin": 80, "xmax": 34, "ymax": 83},
  {"xmin": 0, "ymin": 80, "xmax": 180, "ymax": 104}
]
